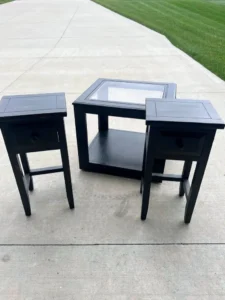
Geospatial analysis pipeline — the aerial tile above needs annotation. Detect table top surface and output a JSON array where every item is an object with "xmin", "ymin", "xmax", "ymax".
[
  {"xmin": 74, "ymin": 78, "xmax": 177, "ymax": 108},
  {"xmin": 146, "ymin": 98, "xmax": 224, "ymax": 129},
  {"xmin": 0, "ymin": 93, "xmax": 67, "ymax": 122},
  {"xmin": 89, "ymin": 80, "xmax": 165, "ymax": 104}
]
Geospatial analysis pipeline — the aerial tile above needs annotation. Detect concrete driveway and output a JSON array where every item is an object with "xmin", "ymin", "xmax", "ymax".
[{"xmin": 0, "ymin": 0, "xmax": 225, "ymax": 298}]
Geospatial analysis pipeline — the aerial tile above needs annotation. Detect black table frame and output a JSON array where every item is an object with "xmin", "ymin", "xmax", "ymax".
[
  {"xmin": 141, "ymin": 98, "xmax": 224, "ymax": 223},
  {"xmin": 0, "ymin": 93, "xmax": 74, "ymax": 216},
  {"xmin": 73, "ymin": 78, "xmax": 177, "ymax": 179}
]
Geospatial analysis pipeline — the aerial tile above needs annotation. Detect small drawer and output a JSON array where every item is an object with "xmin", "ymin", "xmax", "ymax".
[
  {"xmin": 156, "ymin": 131, "xmax": 205, "ymax": 157},
  {"xmin": 11, "ymin": 121, "xmax": 59, "ymax": 151}
]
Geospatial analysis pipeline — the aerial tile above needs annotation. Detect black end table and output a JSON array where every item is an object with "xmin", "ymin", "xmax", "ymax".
[
  {"xmin": 0, "ymin": 93, "xmax": 74, "ymax": 216},
  {"xmin": 142, "ymin": 98, "xmax": 224, "ymax": 223},
  {"xmin": 73, "ymin": 78, "xmax": 177, "ymax": 180}
]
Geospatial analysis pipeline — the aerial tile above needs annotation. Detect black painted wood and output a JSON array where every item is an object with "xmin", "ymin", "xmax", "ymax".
[
  {"xmin": 2, "ymin": 131, "xmax": 31, "ymax": 216},
  {"xmin": 75, "ymin": 78, "xmax": 177, "ymax": 108},
  {"xmin": 179, "ymin": 161, "xmax": 192, "ymax": 197},
  {"xmin": 20, "ymin": 153, "xmax": 34, "ymax": 191},
  {"xmin": 74, "ymin": 105, "xmax": 89, "ymax": 170},
  {"xmin": 141, "ymin": 128, "xmax": 157, "ymax": 220},
  {"xmin": 146, "ymin": 98, "xmax": 224, "ymax": 129},
  {"xmin": 98, "ymin": 114, "xmax": 109, "ymax": 131},
  {"xmin": 152, "ymin": 173, "xmax": 183, "ymax": 182},
  {"xmin": 73, "ymin": 78, "xmax": 177, "ymax": 180},
  {"xmin": 10, "ymin": 121, "xmax": 60, "ymax": 153},
  {"xmin": 97, "ymin": 80, "xmax": 109, "ymax": 132},
  {"xmin": 184, "ymin": 131, "xmax": 215, "ymax": 223},
  {"xmin": 30, "ymin": 166, "xmax": 63, "ymax": 176},
  {"xmin": 142, "ymin": 99, "xmax": 224, "ymax": 223},
  {"xmin": 183, "ymin": 180, "xmax": 190, "ymax": 201},
  {"xmin": 88, "ymin": 129, "xmax": 168, "ymax": 179},
  {"xmin": 89, "ymin": 129, "xmax": 145, "ymax": 171},
  {"xmin": 58, "ymin": 118, "xmax": 74, "ymax": 210},
  {"xmin": 0, "ymin": 93, "xmax": 67, "ymax": 121},
  {"xmin": 0, "ymin": 93, "xmax": 74, "ymax": 216}
]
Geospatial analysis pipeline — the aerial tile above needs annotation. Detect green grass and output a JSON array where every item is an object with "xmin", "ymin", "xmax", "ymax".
[
  {"xmin": 0, "ymin": 0, "xmax": 13, "ymax": 4},
  {"xmin": 93, "ymin": 0, "xmax": 225, "ymax": 81}
]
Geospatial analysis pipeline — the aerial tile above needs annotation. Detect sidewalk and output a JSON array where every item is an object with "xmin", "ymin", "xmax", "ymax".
[{"xmin": 0, "ymin": 0, "xmax": 225, "ymax": 298}]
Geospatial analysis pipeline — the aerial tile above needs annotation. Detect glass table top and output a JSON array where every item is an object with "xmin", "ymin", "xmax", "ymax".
[{"xmin": 89, "ymin": 80, "xmax": 165, "ymax": 105}]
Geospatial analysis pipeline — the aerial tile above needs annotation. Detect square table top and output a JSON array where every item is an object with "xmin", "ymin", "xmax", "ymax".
[
  {"xmin": 146, "ymin": 98, "xmax": 224, "ymax": 129},
  {"xmin": 0, "ymin": 93, "xmax": 67, "ymax": 122},
  {"xmin": 73, "ymin": 78, "xmax": 177, "ymax": 109}
]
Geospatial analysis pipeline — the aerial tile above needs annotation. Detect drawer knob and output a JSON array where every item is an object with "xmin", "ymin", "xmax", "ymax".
[
  {"xmin": 30, "ymin": 132, "xmax": 40, "ymax": 143},
  {"xmin": 176, "ymin": 137, "xmax": 184, "ymax": 150}
]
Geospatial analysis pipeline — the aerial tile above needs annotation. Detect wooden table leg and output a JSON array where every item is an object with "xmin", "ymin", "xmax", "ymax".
[
  {"xmin": 184, "ymin": 132, "xmax": 215, "ymax": 223},
  {"xmin": 179, "ymin": 160, "xmax": 192, "ymax": 197},
  {"xmin": 153, "ymin": 159, "xmax": 166, "ymax": 182},
  {"xmin": 141, "ymin": 129, "xmax": 156, "ymax": 220},
  {"xmin": 8, "ymin": 153, "xmax": 31, "ymax": 216},
  {"xmin": 98, "ymin": 114, "xmax": 108, "ymax": 131},
  {"xmin": 74, "ymin": 105, "xmax": 89, "ymax": 170},
  {"xmin": 20, "ymin": 153, "xmax": 34, "ymax": 191},
  {"xmin": 59, "ymin": 119, "xmax": 75, "ymax": 210}
]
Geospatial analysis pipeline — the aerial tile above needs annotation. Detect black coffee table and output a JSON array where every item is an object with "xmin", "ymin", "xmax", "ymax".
[{"xmin": 73, "ymin": 78, "xmax": 177, "ymax": 179}]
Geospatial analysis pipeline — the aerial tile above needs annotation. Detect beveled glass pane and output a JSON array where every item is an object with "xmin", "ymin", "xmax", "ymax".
[{"xmin": 89, "ymin": 80, "xmax": 165, "ymax": 104}]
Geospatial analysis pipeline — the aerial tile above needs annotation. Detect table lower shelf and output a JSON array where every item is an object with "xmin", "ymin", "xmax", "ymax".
[
  {"xmin": 85, "ymin": 129, "xmax": 165, "ymax": 180},
  {"xmin": 88, "ymin": 129, "xmax": 145, "ymax": 178}
]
